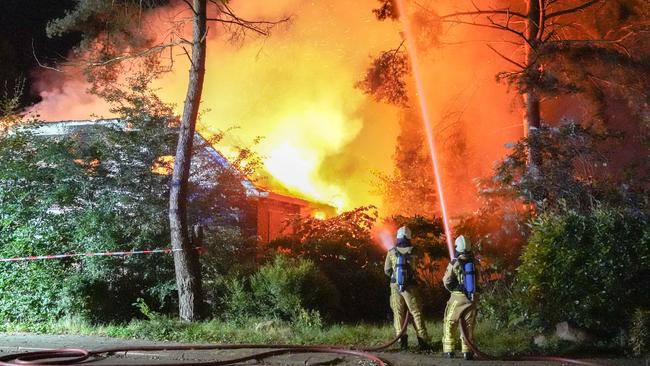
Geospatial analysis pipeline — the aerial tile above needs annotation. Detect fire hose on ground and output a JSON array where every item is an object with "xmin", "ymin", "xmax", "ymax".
[
  {"xmin": 0, "ymin": 308, "xmax": 610, "ymax": 366},
  {"xmin": 0, "ymin": 314, "xmax": 412, "ymax": 366}
]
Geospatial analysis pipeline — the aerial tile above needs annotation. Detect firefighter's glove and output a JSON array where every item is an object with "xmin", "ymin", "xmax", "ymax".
[{"xmin": 451, "ymin": 259, "xmax": 461, "ymax": 269}]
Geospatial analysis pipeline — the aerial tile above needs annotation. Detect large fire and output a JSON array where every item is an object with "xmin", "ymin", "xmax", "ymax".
[{"xmin": 31, "ymin": 0, "xmax": 521, "ymax": 217}]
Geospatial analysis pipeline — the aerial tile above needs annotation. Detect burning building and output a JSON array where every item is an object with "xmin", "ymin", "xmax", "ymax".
[{"xmin": 25, "ymin": 119, "xmax": 336, "ymax": 243}]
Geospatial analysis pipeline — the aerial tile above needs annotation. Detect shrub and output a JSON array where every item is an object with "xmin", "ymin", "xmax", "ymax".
[
  {"xmin": 270, "ymin": 207, "xmax": 392, "ymax": 321},
  {"xmin": 0, "ymin": 70, "xmax": 269, "ymax": 324},
  {"xmin": 0, "ymin": 75, "xmax": 179, "ymax": 324},
  {"xmin": 516, "ymin": 205, "xmax": 649, "ymax": 334},
  {"xmin": 201, "ymin": 226, "xmax": 258, "ymax": 317},
  {"xmin": 489, "ymin": 123, "xmax": 631, "ymax": 211},
  {"xmin": 629, "ymin": 309, "xmax": 650, "ymax": 356},
  {"xmin": 220, "ymin": 276, "xmax": 257, "ymax": 324},
  {"xmin": 221, "ymin": 255, "xmax": 339, "ymax": 326}
]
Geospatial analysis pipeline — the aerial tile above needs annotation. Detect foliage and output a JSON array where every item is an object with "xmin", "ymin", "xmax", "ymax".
[
  {"xmin": 474, "ymin": 122, "xmax": 647, "ymax": 330},
  {"xmin": 0, "ymin": 132, "xmax": 88, "ymax": 322},
  {"xmin": 488, "ymin": 122, "xmax": 647, "ymax": 212},
  {"xmin": 287, "ymin": 205, "xmax": 377, "ymax": 245},
  {"xmin": 250, "ymin": 255, "xmax": 335, "ymax": 326},
  {"xmin": 516, "ymin": 205, "xmax": 650, "ymax": 334},
  {"xmin": 0, "ymin": 78, "xmax": 28, "ymax": 132},
  {"xmin": 133, "ymin": 297, "xmax": 160, "ymax": 321},
  {"xmin": 46, "ymin": 0, "xmax": 167, "ymax": 82},
  {"xmin": 0, "ymin": 66, "xmax": 272, "ymax": 324},
  {"xmin": 363, "ymin": 1, "xmax": 440, "ymax": 104},
  {"xmin": 455, "ymin": 197, "xmax": 531, "ymax": 271},
  {"xmin": 270, "ymin": 206, "xmax": 390, "ymax": 321},
  {"xmin": 355, "ymin": 48, "xmax": 409, "ymax": 106},
  {"xmin": 200, "ymin": 226, "xmax": 258, "ymax": 315},
  {"xmin": 629, "ymin": 308, "xmax": 650, "ymax": 356},
  {"xmin": 220, "ymin": 255, "xmax": 337, "ymax": 327},
  {"xmin": 371, "ymin": 0, "xmax": 398, "ymax": 21},
  {"xmin": 0, "ymin": 73, "xmax": 180, "ymax": 323}
]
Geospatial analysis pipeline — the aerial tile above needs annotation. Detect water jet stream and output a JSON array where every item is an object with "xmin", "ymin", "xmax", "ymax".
[{"xmin": 394, "ymin": 0, "xmax": 455, "ymax": 259}]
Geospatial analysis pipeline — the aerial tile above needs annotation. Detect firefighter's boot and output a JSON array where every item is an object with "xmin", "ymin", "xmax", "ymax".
[
  {"xmin": 443, "ymin": 352, "xmax": 454, "ymax": 358},
  {"xmin": 417, "ymin": 337, "xmax": 429, "ymax": 351},
  {"xmin": 463, "ymin": 352, "xmax": 474, "ymax": 360},
  {"xmin": 399, "ymin": 335, "xmax": 408, "ymax": 350}
]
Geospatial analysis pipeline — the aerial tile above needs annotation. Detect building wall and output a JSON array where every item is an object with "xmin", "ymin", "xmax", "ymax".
[{"xmin": 256, "ymin": 197, "xmax": 304, "ymax": 243}]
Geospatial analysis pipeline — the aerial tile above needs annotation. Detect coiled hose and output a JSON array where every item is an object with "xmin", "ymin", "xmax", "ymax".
[{"xmin": 0, "ymin": 314, "xmax": 411, "ymax": 366}]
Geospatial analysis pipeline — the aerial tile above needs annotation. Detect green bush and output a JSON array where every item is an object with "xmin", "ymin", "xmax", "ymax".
[
  {"xmin": 268, "ymin": 207, "xmax": 392, "ymax": 322},
  {"xmin": 516, "ymin": 205, "xmax": 650, "ymax": 334},
  {"xmin": 0, "ymin": 128, "xmax": 178, "ymax": 323},
  {"xmin": 221, "ymin": 255, "xmax": 339, "ymax": 326},
  {"xmin": 629, "ymin": 309, "xmax": 650, "ymax": 356},
  {"xmin": 0, "ymin": 73, "xmax": 277, "ymax": 325},
  {"xmin": 220, "ymin": 276, "xmax": 257, "ymax": 324},
  {"xmin": 0, "ymin": 135, "xmax": 86, "ymax": 322},
  {"xmin": 200, "ymin": 226, "xmax": 258, "ymax": 317},
  {"xmin": 0, "ymin": 75, "xmax": 179, "ymax": 323}
]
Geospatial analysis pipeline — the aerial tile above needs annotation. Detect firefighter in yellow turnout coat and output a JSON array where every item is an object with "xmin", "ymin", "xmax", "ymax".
[
  {"xmin": 442, "ymin": 235, "xmax": 479, "ymax": 360},
  {"xmin": 384, "ymin": 226, "xmax": 429, "ymax": 350}
]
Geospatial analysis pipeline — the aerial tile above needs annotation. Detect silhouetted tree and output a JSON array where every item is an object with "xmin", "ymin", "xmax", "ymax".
[
  {"xmin": 47, "ymin": 0, "xmax": 288, "ymax": 321},
  {"xmin": 365, "ymin": 0, "xmax": 649, "ymax": 184}
]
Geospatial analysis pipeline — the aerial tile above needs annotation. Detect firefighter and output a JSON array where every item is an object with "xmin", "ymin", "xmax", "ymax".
[
  {"xmin": 384, "ymin": 226, "xmax": 429, "ymax": 350},
  {"xmin": 442, "ymin": 235, "xmax": 479, "ymax": 360}
]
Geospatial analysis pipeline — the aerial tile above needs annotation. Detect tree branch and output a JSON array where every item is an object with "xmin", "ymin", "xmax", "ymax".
[
  {"xmin": 32, "ymin": 39, "xmax": 63, "ymax": 72},
  {"xmin": 546, "ymin": 0, "xmax": 602, "ymax": 19},
  {"xmin": 440, "ymin": 8, "xmax": 527, "ymax": 20},
  {"xmin": 206, "ymin": 18, "xmax": 268, "ymax": 35},
  {"xmin": 441, "ymin": 18, "xmax": 524, "ymax": 35},
  {"xmin": 486, "ymin": 15, "xmax": 536, "ymax": 49},
  {"xmin": 537, "ymin": 0, "xmax": 546, "ymax": 42},
  {"xmin": 181, "ymin": 0, "xmax": 196, "ymax": 15},
  {"xmin": 86, "ymin": 39, "xmax": 186, "ymax": 67},
  {"xmin": 486, "ymin": 44, "xmax": 526, "ymax": 69},
  {"xmin": 206, "ymin": 1, "xmax": 290, "ymax": 37},
  {"xmin": 390, "ymin": 39, "xmax": 406, "ymax": 56},
  {"xmin": 441, "ymin": 39, "xmax": 522, "ymax": 46},
  {"xmin": 551, "ymin": 35, "xmax": 635, "ymax": 46}
]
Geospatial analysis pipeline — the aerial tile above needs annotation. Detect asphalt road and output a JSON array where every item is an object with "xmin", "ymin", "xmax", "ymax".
[{"xmin": 0, "ymin": 333, "xmax": 647, "ymax": 366}]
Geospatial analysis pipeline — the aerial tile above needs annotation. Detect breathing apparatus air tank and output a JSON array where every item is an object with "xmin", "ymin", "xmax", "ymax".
[
  {"xmin": 395, "ymin": 226, "xmax": 412, "ymax": 293},
  {"xmin": 395, "ymin": 253, "xmax": 408, "ymax": 292},
  {"xmin": 455, "ymin": 235, "xmax": 476, "ymax": 301},
  {"xmin": 464, "ymin": 261, "xmax": 475, "ymax": 300}
]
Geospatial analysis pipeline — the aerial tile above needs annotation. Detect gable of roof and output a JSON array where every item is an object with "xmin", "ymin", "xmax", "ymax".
[{"xmin": 20, "ymin": 119, "xmax": 333, "ymax": 212}]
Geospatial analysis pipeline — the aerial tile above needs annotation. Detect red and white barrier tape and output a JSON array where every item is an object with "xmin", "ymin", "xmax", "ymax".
[{"xmin": 0, "ymin": 247, "xmax": 206, "ymax": 263}]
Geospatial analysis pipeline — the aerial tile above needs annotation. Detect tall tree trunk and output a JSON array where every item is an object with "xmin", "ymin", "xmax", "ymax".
[
  {"xmin": 524, "ymin": 0, "xmax": 542, "ymax": 178},
  {"xmin": 169, "ymin": 0, "xmax": 206, "ymax": 322}
]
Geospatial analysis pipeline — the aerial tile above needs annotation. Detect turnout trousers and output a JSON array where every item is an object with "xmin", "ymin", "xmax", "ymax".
[
  {"xmin": 442, "ymin": 291, "xmax": 477, "ymax": 353},
  {"xmin": 390, "ymin": 284, "xmax": 428, "ymax": 339}
]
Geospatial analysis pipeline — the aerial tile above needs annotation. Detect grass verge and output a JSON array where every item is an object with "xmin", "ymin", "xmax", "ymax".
[{"xmin": 0, "ymin": 316, "xmax": 538, "ymax": 356}]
